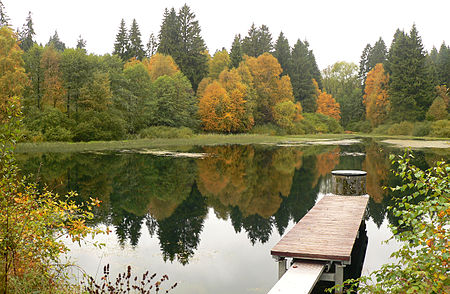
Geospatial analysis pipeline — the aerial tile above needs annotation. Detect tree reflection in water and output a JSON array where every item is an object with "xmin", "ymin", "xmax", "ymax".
[{"xmin": 16, "ymin": 139, "xmax": 447, "ymax": 265}]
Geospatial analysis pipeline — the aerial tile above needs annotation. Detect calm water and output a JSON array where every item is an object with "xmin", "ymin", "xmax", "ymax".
[{"xmin": 16, "ymin": 139, "xmax": 449, "ymax": 293}]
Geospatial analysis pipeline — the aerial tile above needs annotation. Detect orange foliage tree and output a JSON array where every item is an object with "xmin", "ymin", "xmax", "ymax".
[
  {"xmin": 245, "ymin": 53, "xmax": 298, "ymax": 124},
  {"xmin": 143, "ymin": 53, "xmax": 179, "ymax": 81},
  {"xmin": 198, "ymin": 68, "xmax": 254, "ymax": 133},
  {"xmin": 364, "ymin": 63, "xmax": 390, "ymax": 127},
  {"xmin": 314, "ymin": 79, "xmax": 341, "ymax": 121}
]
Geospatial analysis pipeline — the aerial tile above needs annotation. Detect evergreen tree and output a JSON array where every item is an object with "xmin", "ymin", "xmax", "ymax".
[
  {"xmin": 241, "ymin": 23, "xmax": 272, "ymax": 57},
  {"xmin": 230, "ymin": 34, "xmax": 243, "ymax": 68},
  {"xmin": 113, "ymin": 19, "xmax": 129, "ymax": 60},
  {"xmin": 368, "ymin": 37, "xmax": 387, "ymax": 69},
  {"xmin": 76, "ymin": 35, "xmax": 86, "ymax": 51},
  {"xmin": 437, "ymin": 42, "xmax": 450, "ymax": 86},
  {"xmin": 288, "ymin": 39, "xmax": 316, "ymax": 112},
  {"xmin": 359, "ymin": 44, "xmax": 372, "ymax": 82},
  {"xmin": 158, "ymin": 8, "xmax": 180, "ymax": 57},
  {"xmin": 0, "ymin": 0, "xmax": 9, "ymax": 27},
  {"xmin": 174, "ymin": 4, "xmax": 208, "ymax": 91},
  {"xmin": 427, "ymin": 47, "xmax": 440, "ymax": 86},
  {"xmin": 359, "ymin": 38, "xmax": 387, "ymax": 90},
  {"xmin": 273, "ymin": 32, "xmax": 290, "ymax": 75},
  {"xmin": 146, "ymin": 33, "xmax": 158, "ymax": 58},
  {"xmin": 128, "ymin": 19, "xmax": 145, "ymax": 61},
  {"xmin": 306, "ymin": 43, "xmax": 323, "ymax": 89},
  {"xmin": 47, "ymin": 30, "xmax": 66, "ymax": 52},
  {"xmin": 19, "ymin": 11, "xmax": 35, "ymax": 52},
  {"xmin": 386, "ymin": 25, "xmax": 434, "ymax": 121},
  {"xmin": 23, "ymin": 44, "xmax": 44, "ymax": 110}
]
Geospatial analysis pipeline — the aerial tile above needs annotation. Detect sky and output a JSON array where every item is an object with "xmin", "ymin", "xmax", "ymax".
[{"xmin": 4, "ymin": 0, "xmax": 450, "ymax": 70}]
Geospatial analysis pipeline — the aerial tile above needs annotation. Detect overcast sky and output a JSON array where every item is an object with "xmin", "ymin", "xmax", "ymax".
[{"xmin": 4, "ymin": 0, "xmax": 450, "ymax": 70}]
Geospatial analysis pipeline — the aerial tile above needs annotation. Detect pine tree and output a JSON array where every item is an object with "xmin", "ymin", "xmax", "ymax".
[
  {"xmin": 288, "ymin": 39, "xmax": 316, "ymax": 112},
  {"xmin": 146, "ymin": 33, "xmax": 158, "ymax": 58},
  {"xmin": 230, "ymin": 34, "xmax": 242, "ymax": 68},
  {"xmin": 47, "ymin": 30, "xmax": 66, "ymax": 52},
  {"xmin": 23, "ymin": 44, "xmax": 44, "ymax": 109},
  {"xmin": 273, "ymin": 32, "xmax": 290, "ymax": 75},
  {"xmin": 158, "ymin": 8, "xmax": 180, "ymax": 57},
  {"xmin": 241, "ymin": 24, "xmax": 272, "ymax": 57},
  {"xmin": 174, "ymin": 4, "xmax": 208, "ymax": 91},
  {"xmin": 367, "ymin": 37, "xmax": 387, "ymax": 69},
  {"xmin": 306, "ymin": 43, "xmax": 323, "ymax": 89},
  {"xmin": 113, "ymin": 19, "xmax": 129, "ymax": 60},
  {"xmin": 128, "ymin": 19, "xmax": 145, "ymax": 61},
  {"xmin": 0, "ymin": 0, "xmax": 9, "ymax": 27},
  {"xmin": 386, "ymin": 25, "xmax": 434, "ymax": 121},
  {"xmin": 19, "ymin": 11, "xmax": 35, "ymax": 52},
  {"xmin": 359, "ymin": 44, "xmax": 372, "ymax": 82},
  {"xmin": 437, "ymin": 42, "xmax": 450, "ymax": 87}
]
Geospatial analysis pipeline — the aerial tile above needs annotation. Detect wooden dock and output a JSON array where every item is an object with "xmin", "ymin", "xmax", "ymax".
[{"xmin": 269, "ymin": 195, "xmax": 369, "ymax": 293}]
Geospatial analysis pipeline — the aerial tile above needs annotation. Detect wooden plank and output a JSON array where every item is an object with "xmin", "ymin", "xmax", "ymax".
[
  {"xmin": 268, "ymin": 260, "xmax": 326, "ymax": 294},
  {"xmin": 271, "ymin": 195, "xmax": 369, "ymax": 262}
]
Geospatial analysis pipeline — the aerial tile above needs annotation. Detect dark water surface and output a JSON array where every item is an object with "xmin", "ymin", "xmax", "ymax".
[{"xmin": 16, "ymin": 139, "xmax": 449, "ymax": 293}]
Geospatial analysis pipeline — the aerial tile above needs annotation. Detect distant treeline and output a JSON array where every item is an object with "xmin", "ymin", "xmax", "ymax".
[{"xmin": 1, "ymin": 1, "xmax": 449, "ymax": 141}]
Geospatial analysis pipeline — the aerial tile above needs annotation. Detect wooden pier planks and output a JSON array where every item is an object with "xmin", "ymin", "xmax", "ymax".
[
  {"xmin": 268, "ymin": 260, "xmax": 326, "ymax": 294},
  {"xmin": 271, "ymin": 195, "xmax": 369, "ymax": 263}
]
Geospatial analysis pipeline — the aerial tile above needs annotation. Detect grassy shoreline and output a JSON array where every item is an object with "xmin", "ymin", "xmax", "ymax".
[{"xmin": 15, "ymin": 133, "xmax": 449, "ymax": 153}]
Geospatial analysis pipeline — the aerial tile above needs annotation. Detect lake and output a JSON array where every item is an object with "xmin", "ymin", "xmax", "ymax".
[{"xmin": 16, "ymin": 138, "xmax": 449, "ymax": 293}]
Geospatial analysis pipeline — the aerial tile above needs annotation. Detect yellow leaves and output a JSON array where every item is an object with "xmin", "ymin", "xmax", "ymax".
[
  {"xmin": 199, "ymin": 68, "xmax": 254, "ymax": 133},
  {"xmin": 364, "ymin": 63, "xmax": 390, "ymax": 127},
  {"xmin": 143, "ymin": 53, "xmax": 179, "ymax": 81}
]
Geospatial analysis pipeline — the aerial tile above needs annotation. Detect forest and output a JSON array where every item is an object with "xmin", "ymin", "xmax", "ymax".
[{"xmin": 1, "ymin": 2, "xmax": 450, "ymax": 142}]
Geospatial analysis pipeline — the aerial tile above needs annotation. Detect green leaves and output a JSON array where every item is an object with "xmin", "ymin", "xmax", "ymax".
[{"xmin": 330, "ymin": 150, "xmax": 449, "ymax": 293}]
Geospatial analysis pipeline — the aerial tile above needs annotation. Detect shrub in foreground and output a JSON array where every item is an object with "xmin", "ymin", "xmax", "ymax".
[{"xmin": 328, "ymin": 152, "xmax": 449, "ymax": 293}]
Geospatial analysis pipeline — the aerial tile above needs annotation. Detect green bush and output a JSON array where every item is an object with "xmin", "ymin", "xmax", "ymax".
[
  {"xmin": 412, "ymin": 121, "xmax": 431, "ymax": 137},
  {"xmin": 359, "ymin": 121, "xmax": 372, "ymax": 133},
  {"xmin": 429, "ymin": 119, "xmax": 450, "ymax": 138},
  {"xmin": 250, "ymin": 123, "xmax": 283, "ymax": 136},
  {"xmin": 387, "ymin": 121, "xmax": 414, "ymax": 136},
  {"xmin": 73, "ymin": 111, "xmax": 126, "ymax": 142},
  {"xmin": 372, "ymin": 123, "xmax": 392, "ymax": 135},
  {"xmin": 139, "ymin": 126, "xmax": 195, "ymax": 139},
  {"xmin": 290, "ymin": 121, "xmax": 306, "ymax": 135},
  {"xmin": 18, "ymin": 129, "xmax": 44, "ymax": 142},
  {"xmin": 24, "ymin": 108, "xmax": 75, "ymax": 141},
  {"xmin": 44, "ymin": 126, "xmax": 73, "ymax": 142},
  {"xmin": 302, "ymin": 113, "xmax": 344, "ymax": 134}
]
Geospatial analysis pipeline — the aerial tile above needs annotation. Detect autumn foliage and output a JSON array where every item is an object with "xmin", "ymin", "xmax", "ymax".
[
  {"xmin": 364, "ymin": 63, "xmax": 390, "ymax": 127},
  {"xmin": 314, "ymin": 79, "xmax": 341, "ymax": 121},
  {"xmin": 198, "ymin": 68, "xmax": 254, "ymax": 133},
  {"xmin": 143, "ymin": 53, "xmax": 179, "ymax": 81},
  {"xmin": 0, "ymin": 27, "xmax": 28, "ymax": 123},
  {"xmin": 198, "ymin": 53, "xmax": 303, "ymax": 132}
]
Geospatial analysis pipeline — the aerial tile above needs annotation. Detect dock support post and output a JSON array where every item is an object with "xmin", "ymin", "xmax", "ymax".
[
  {"xmin": 335, "ymin": 263, "xmax": 345, "ymax": 293},
  {"xmin": 277, "ymin": 257, "xmax": 287, "ymax": 279}
]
